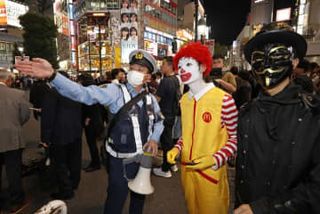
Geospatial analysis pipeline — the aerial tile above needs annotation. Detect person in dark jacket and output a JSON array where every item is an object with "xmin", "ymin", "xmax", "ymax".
[
  {"xmin": 41, "ymin": 72, "xmax": 82, "ymax": 200},
  {"xmin": 29, "ymin": 79, "xmax": 48, "ymax": 120},
  {"xmin": 153, "ymin": 56, "xmax": 181, "ymax": 178},
  {"xmin": 230, "ymin": 66, "xmax": 252, "ymax": 109},
  {"xmin": 78, "ymin": 73, "xmax": 104, "ymax": 172},
  {"xmin": 234, "ymin": 23, "xmax": 320, "ymax": 214}
]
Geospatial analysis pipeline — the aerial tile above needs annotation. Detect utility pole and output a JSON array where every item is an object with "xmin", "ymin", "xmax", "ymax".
[
  {"xmin": 98, "ymin": 22, "xmax": 102, "ymax": 76},
  {"xmin": 194, "ymin": 0, "xmax": 199, "ymax": 42}
]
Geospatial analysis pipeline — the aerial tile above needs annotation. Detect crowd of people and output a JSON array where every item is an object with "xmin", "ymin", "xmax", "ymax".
[{"xmin": 1, "ymin": 22, "xmax": 320, "ymax": 214}]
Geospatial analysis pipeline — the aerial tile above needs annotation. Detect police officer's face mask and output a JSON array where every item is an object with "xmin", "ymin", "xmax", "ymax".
[
  {"xmin": 127, "ymin": 70, "xmax": 145, "ymax": 87},
  {"xmin": 251, "ymin": 44, "xmax": 294, "ymax": 88}
]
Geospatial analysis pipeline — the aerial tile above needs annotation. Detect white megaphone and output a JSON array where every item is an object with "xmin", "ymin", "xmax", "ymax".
[
  {"xmin": 123, "ymin": 150, "xmax": 154, "ymax": 195},
  {"xmin": 34, "ymin": 200, "xmax": 67, "ymax": 214}
]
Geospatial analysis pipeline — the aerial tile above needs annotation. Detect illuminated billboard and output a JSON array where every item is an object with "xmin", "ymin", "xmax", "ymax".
[
  {"xmin": 0, "ymin": 0, "xmax": 28, "ymax": 27},
  {"xmin": 276, "ymin": 7, "xmax": 291, "ymax": 22},
  {"xmin": 54, "ymin": 0, "xmax": 69, "ymax": 36}
]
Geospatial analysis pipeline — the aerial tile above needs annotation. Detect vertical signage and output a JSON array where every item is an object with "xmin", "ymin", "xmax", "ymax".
[{"xmin": 120, "ymin": 0, "xmax": 139, "ymax": 63}]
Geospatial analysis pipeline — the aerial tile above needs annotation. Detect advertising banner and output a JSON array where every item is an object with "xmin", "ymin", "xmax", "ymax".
[
  {"xmin": 144, "ymin": 40, "xmax": 158, "ymax": 56},
  {"xmin": 114, "ymin": 45, "xmax": 121, "ymax": 68},
  {"xmin": 5, "ymin": 0, "xmax": 28, "ymax": 27},
  {"xmin": 121, "ymin": 39, "xmax": 138, "ymax": 64},
  {"xmin": 120, "ymin": 0, "xmax": 139, "ymax": 63}
]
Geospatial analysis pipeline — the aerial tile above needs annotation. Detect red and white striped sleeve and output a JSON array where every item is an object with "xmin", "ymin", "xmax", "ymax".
[
  {"xmin": 213, "ymin": 94, "xmax": 238, "ymax": 170},
  {"xmin": 174, "ymin": 138, "xmax": 183, "ymax": 151}
]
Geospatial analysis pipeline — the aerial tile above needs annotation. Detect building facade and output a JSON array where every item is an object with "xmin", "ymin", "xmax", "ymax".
[
  {"xmin": 233, "ymin": 0, "xmax": 320, "ymax": 68},
  {"xmin": 0, "ymin": 0, "xmax": 28, "ymax": 68},
  {"xmin": 71, "ymin": 0, "xmax": 178, "ymax": 73},
  {"xmin": 73, "ymin": 0, "xmax": 116, "ymax": 74},
  {"xmin": 143, "ymin": 0, "xmax": 177, "ymax": 64}
]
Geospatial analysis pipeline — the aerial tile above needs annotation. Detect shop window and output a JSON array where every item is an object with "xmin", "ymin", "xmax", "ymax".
[
  {"xmin": 106, "ymin": 0, "xmax": 119, "ymax": 9},
  {"xmin": 148, "ymin": 32, "xmax": 153, "ymax": 40},
  {"xmin": 5, "ymin": 43, "xmax": 10, "ymax": 53},
  {"xmin": 0, "ymin": 42, "xmax": 5, "ymax": 51}
]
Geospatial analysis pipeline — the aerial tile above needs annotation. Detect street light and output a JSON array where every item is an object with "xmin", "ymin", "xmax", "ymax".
[
  {"xmin": 194, "ymin": 0, "xmax": 199, "ymax": 42},
  {"xmin": 197, "ymin": 17, "xmax": 206, "ymax": 43},
  {"xmin": 18, "ymin": 46, "xmax": 24, "ymax": 56}
]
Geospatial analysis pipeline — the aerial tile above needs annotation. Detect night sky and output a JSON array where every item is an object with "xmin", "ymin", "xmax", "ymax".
[
  {"xmin": 203, "ymin": 0, "xmax": 252, "ymax": 45},
  {"xmin": 203, "ymin": 0, "xmax": 294, "ymax": 45}
]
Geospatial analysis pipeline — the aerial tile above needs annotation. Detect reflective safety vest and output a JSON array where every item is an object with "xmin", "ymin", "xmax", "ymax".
[{"xmin": 106, "ymin": 84, "xmax": 155, "ymax": 158}]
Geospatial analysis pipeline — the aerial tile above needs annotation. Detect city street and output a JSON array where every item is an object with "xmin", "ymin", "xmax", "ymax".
[
  {"xmin": 19, "ymin": 116, "xmax": 187, "ymax": 214},
  {"xmin": 0, "ymin": 0, "xmax": 319, "ymax": 212},
  {"xmin": 1, "ymin": 113, "xmax": 235, "ymax": 214}
]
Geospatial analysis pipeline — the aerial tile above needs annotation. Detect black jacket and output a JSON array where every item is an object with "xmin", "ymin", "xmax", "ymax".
[
  {"xmin": 82, "ymin": 104, "xmax": 104, "ymax": 134},
  {"xmin": 41, "ymin": 87, "xmax": 82, "ymax": 145},
  {"xmin": 236, "ymin": 83, "xmax": 320, "ymax": 214}
]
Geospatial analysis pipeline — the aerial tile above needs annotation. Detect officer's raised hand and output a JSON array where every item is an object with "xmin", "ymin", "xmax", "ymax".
[{"xmin": 15, "ymin": 58, "xmax": 54, "ymax": 79}]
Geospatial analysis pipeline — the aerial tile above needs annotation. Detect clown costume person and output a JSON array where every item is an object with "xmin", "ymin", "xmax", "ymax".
[{"xmin": 167, "ymin": 42, "xmax": 238, "ymax": 214}]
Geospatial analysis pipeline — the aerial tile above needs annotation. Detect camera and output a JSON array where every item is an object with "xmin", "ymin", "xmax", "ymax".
[{"xmin": 15, "ymin": 55, "xmax": 30, "ymax": 64}]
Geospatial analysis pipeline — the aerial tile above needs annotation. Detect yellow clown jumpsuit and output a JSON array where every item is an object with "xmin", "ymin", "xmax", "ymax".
[{"xmin": 180, "ymin": 87, "xmax": 230, "ymax": 214}]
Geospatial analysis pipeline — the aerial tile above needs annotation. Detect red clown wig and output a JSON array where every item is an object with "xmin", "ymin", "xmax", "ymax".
[{"xmin": 173, "ymin": 42, "xmax": 212, "ymax": 76}]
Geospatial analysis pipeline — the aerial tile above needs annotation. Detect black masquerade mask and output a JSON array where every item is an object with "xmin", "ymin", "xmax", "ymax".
[{"xmin": 251, "ymin": 43, "xmax": 294, "ymax": 88}]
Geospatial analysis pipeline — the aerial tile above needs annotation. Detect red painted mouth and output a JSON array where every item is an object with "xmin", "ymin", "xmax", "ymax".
[{"xmin": 180, "ymin": 72, "xmax": 191, "ymax": 82}]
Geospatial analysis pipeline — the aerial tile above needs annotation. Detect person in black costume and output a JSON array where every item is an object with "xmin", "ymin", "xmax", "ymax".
[{"xmin": 234, "ymin": 23, "xmax": 320, "ymax": 214}]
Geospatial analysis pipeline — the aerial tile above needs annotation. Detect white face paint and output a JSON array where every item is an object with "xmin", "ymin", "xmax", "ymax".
[{"xmin": 178, "ymin": 57, "xmax": 201, "ymax": 84}]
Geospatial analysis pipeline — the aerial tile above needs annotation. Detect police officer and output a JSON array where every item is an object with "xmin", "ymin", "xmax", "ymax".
[{"xmin": 15, "ymin": 50, "xmax": 164, "ymax": 214}]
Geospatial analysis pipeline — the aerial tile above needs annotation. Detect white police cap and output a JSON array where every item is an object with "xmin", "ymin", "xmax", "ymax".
[{"xmin": 129, "ymin": 49, "xmax": 157, "ymax": 73}]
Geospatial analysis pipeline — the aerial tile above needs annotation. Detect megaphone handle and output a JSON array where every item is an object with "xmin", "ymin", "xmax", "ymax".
[
  {"xmin": 123, "ymin": 164, "xmax": 130, "ymax": 181},
  {"xmin": 122, "ymin": 155, "xmax": 141, "ymax": 181},
  {"xmin": 123, "ymin": 158, "xmax": 134, "ymax": 181}
]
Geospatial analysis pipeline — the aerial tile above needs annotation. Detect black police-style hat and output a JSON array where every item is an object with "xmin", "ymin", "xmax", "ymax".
[{"xmin": 244, "ymin": 23, "xmax": 307, "ymax": 63}]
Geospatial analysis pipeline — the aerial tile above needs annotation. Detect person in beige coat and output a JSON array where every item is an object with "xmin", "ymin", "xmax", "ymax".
[{"xmin": 0, "ymin": 69, "xmax": 31, "ymax": 212}]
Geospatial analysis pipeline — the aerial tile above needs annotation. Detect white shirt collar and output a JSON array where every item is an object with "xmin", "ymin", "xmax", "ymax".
[
  {"xmin": 111, "ymin": 79, "xmax": 120, "ymax": 84},
  {"xmin": 189, "ymin": 82, "xmax": 215, "ymax": 101}
]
